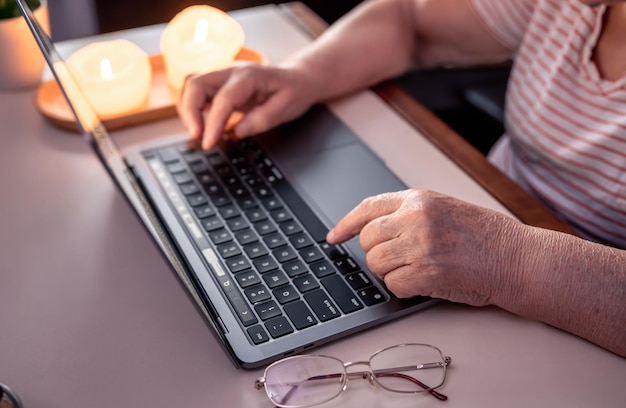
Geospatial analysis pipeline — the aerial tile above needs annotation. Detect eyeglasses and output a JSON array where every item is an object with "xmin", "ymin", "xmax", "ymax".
[
  {"xmin": 0, "ymin": 383, "xmax": 23, "ymax": 408},
  {"xmin": 255, "ymin": 343, "xmax": 451, "ymax": 407}
]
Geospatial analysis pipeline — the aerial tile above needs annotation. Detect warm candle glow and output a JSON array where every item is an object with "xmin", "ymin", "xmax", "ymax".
[
  {"xmin": 161, "ymin": 5, "xmax": 244, "ymax": 93},
  {"xmin": 67, "ymin": 40, "xmax": 152, "ymax": 117},
  {"xmin": 193, "ymin": 18, "xmax": 209, "ymax": 44},
  {"xmin": 100, "ymin": 59, "xmax": 113, "ymax": 80}
]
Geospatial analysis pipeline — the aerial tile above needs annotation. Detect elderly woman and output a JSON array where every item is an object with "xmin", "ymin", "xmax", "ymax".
[{"xmin": 177, "ymin": 0, "xmax": 626, "ymax": 357}]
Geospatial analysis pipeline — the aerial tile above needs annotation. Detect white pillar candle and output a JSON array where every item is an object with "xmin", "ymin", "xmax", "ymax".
[
  {"xmin": 161, "ymin": 5, "xmax": 244, "ymax": 94},
  {"xmin": 67, "ymin": 39, "xmax": 152, "ymax": 117}
]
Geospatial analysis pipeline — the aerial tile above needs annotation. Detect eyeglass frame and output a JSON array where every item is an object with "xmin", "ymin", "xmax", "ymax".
[{"xmin": 255, "ymin": 343, "xmax": 452, "ymax": 407}]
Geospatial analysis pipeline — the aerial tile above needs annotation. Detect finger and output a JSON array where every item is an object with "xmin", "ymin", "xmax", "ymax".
[
  {"xmin": 233, "ymin": 89, "xmax": 302, "ymax": 137},
  {"xmin": 177, "ymin": 70, "xmax": 232, "ymax": 142},
  {"xmin": 326, "ymin": 191, "xmax": 407, "ymax": 245},
  {"xmin": 202, "ymin": 74, "xmax": 261, "ymax": 149},
  {"xmin": 382, "ymin": 265, "xmax": 431, "ymax": 299},
  {"xmin": 364, "ymin": 236, "xmax": 410, "ymax": 278},
  {"xmin": 358, "ymin": 211, "xmax": 408, "ymax": 253}
]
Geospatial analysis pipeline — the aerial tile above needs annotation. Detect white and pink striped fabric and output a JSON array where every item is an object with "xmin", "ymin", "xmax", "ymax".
[{"xmin": 469, "ymin": 0, "xmax": 626, "ymax": 248}]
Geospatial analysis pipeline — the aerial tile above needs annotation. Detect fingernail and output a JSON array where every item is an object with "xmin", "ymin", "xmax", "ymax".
[{"xmin": 326, "ymin": 229, "xmax": 335, "ymax": 243}]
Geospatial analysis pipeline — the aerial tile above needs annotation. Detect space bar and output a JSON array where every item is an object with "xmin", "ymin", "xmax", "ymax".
[{"xmin": 271, "ymin": 177, "xmax": 329, "ymax": 243}]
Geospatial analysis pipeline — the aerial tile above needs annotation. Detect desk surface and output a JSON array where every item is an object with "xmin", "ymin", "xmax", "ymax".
[{"xmin": 1, "ymin": 4, "xmax": 624, "ymax": 408}]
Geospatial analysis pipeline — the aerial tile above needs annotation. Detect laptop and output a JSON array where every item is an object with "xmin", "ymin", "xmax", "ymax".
[{"xmin": 18, "ymin": 0, "xmax": 438, "ymax": 368}]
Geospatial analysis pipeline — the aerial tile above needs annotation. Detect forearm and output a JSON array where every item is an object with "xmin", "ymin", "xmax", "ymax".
[
  {"xmin": 280, "ymin": 0, "xmax": 417, "ymax": 103},
  {"xmin": 496, "ymin": 226, "xmax": 626, "ymax": 357},
  {"xmin": 279, "ymin": 0, "xmax": 511, "ymax": 105}
]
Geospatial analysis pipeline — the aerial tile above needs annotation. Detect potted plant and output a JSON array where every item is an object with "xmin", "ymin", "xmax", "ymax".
[{"xmin": 0, "ymin": 0, "xmax": 49, "ymax": 90}]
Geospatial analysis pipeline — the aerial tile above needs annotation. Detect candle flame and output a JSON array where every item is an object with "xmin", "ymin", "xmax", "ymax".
[
  {"xmin": 100, "ymin": 58, "xmax": 113, "ymax": 80},
  {"xmin": 193, "ymin": 17, "xmax": 209, "ymax": 44}
]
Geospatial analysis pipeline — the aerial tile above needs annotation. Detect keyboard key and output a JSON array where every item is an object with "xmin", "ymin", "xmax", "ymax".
[
  {"xmin": 189, "ymin": 161, "xmax": 210, "ymax": 173},
  {"xmin": 263, "ymin": 270, "xmax": 289, "ymax": 289},
  {"xmin": 235, "ymin": 229, "xmax": 259, "ymax": 245},
  {"xmin": 186, "ymin": 193, "xmax": 208, "ymax": 207},
  {"xmin": 173, "ymin": 172, "xmax": 193, "ymax": 184},
  {"xmin": 238, "ymin": 197, "xmax": 258, "ymax": 209},
  {"xmin": 279, "ymin": 220, "xmax": 302, "ymax": 236},
  {"xmin": 223, "ymin": 288, "xmax": 257, "ymax": 327},
  {"xmin": 180, "ymin": 182, "xmax": 201, "ymax": 195},
  {"xmin": 273, "ymin": 247, "xmax": 298, "ymax": 263},
  {"xmin": 253, "ymin": 256, "xmax": 279, "ymax": 274},
  {"xmin": 210, "ymin": 193, "xmax": 231, "ymax": 207},
  {"xmin": 254, "ymin": 220, "xmax": 277, "ymax": 236},
  {"xmin": 265, "ymin": 316, "xmax": 294, "ymax": 339},
  {"xmin": 196, "ymin": 171, "xmax": 215, "ymax": 184},
  {"xmin": 261, "ymin": 197, "xmax": 282, "ymax": 211},
  {"xmin": 289, "ymin": 233, "xmax": 313, "ymax": 249},
  {"xmin": 345, "ymin": 272, "xmax": 372, "ymax": 290},
  {"xmin": 234, "ymin": 270, "xmax": 260, "ymax": 288},
  {"xmin": 244, "ymin": 242, "xmax": 269, "ymax": 259},
  {"xmin": 227, "ymin": 216, "xmax": 249, "ymax": 232},
  {"xmin": 263, "ymin": 233, "xmax": 287, "ymax": 249},
  {"xmin": 254, "ymin": 300, "xmax": 282, "ymax": 321},
  {"xmin": 273, "ymin": 284, "xmax": 299, "ymax": 304},
  {"xmin": 321, "ymin": 275, "xmax": 363, "ymax": 314},
  {"xmin": 320, "ymin": 243, "xmax": 348, "ymax": 260},
  {"xmin": 304, "ymin": 290, "xmax": 340, "ymax": 322},
  {"xmin": 310, "ymin": 260, "xmax": 336, "ymax": 278},
  {"xmin": 217, "ymin": 242, "xmax": 241, "ymax": 258},
  {"xmin": 158, "ymin": 147, "xmax": 179, "ymax": 163},
  {"xmin": 227, "ymin": 256, "xmax": 251, "ymax": 273},
  {"xmin": 299, "ymin": 247, "xmax": 324, "ymax": 264},
  {"xmin": 283, "ymin": 301, "xmax": 317, "ymax": 330},
  {"xmin": 244, "ymin": 284, "xmax": 271, "ymax": 304},
  {"xmin": 219, "ymin": 204, "xmax": 241, "ymax": 219},
  {"xmin": 230, "ymin": 184, "xmax": 250, "ymax": 199},
  {"xmin": 194, "ymin": 205, "xmax": 215, "ymax": 219},
  {"xmin": 245, "ymin": 208, "xmax": 268, "ymax": 223},
  {"xmin": 209, "ymin": 229, "xmax": 232, "ymax": 245},
  {"xmin": 247, "ymin": 325, "xmax": 269, "ymax": 344},
  {"xmin": 202, "ymin": 182, "xmax": 223, "ymax": 195},
  {"xmin": 293, "ymin": 274, "xmax": 320, "ymax": 293},
  {"xmin": 283, "ymin": 260, "xmax": 308, "ymax": 278},
  {"xmin": 202, "ymin": 217, "xmax": 224, "ymax": 232},
  {"xmin": 334, "ymin": 257, "xmax": 360, "ymax": 275},
  {"xmin": 358, "ymin": 286, "xmax": 387, "ymax": 306},
  {"xmin": 167, "ymin": 162, "xmax": 186, "ymax": 174},
  {"xmin": 271, "ymin": 208, "xmax": 293, "ymax": 223}
]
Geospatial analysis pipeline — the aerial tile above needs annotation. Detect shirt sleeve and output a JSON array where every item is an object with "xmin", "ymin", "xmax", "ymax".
[{"xmin": 467, "ymin": 0, "xmax": 538, "ymax": 51}]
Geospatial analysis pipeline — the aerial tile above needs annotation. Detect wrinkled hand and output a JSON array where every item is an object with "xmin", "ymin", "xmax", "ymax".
[
  {"xmin": 177, "ymin": 62, "xmax": 318, "ymax": 150},
  {"xmin": 327, "ymin": 189, "xmax": 524, "ymax": 306}
]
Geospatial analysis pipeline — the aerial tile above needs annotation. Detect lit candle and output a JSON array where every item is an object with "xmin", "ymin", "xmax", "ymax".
[
  {"xmin": 67, "ymin": 39, "xmax": 152, "ymax": 117},
  {"xmin": 161, "ymin": 5, "xmax": 244, "ymax": 93}
]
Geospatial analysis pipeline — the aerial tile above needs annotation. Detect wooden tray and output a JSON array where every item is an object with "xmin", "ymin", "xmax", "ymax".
[{"xmin": 34, "ymin": 47, "xmax": 267, "ymax": 132}]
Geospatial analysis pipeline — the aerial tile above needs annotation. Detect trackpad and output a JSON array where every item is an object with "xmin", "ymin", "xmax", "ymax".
[{"xmin": 279, "ymin": 143, "xmax": 407, "ymax": 226}]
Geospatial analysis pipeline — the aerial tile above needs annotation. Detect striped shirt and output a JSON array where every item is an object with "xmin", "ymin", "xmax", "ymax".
[{"xmin": 469, "ymin": 0, "xmax": 626, "ymax": 248}]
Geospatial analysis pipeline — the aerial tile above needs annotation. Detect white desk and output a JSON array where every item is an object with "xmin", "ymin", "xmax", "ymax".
[{"xmin": 1, "ymin": 4, "xmax": 624, "ymax": 408}]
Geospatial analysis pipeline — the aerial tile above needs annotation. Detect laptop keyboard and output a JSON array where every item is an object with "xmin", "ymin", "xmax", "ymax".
[{"xmin": 144, "ymin": 139, "xmax": 387, "ymax": 345}]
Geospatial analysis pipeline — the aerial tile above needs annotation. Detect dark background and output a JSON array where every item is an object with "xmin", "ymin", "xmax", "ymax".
[{"xmin": 93, "ymin": 0, "xmax": 508, "ymax": 154}]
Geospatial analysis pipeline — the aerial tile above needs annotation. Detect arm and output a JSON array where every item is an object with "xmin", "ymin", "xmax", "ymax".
[
  {"xmin": 177, "ymin": 0, "xmax": 512, "ymax": 149},
  {"xmin": 326, "ymin": 190, "xmax": 626, "ymax": 357},
  {"xmin": 282, "ymin": 0, "xmax": 512, "ymax": 103}
]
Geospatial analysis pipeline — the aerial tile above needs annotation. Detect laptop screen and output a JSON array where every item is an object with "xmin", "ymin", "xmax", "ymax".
[{"xmin": 15, "ymin": 0, "xmax": 221, "ymax": 339}]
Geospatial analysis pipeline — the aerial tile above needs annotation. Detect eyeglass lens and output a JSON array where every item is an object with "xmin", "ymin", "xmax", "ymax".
[{"xmin": 264, "ymin": 355, "xmax": 345, "ymax": 407}]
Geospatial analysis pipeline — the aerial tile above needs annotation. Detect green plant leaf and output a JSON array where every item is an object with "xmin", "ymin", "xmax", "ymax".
[{"xmin": 0, "ymin": 0, "xmax": 41, "ymax": 20}]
